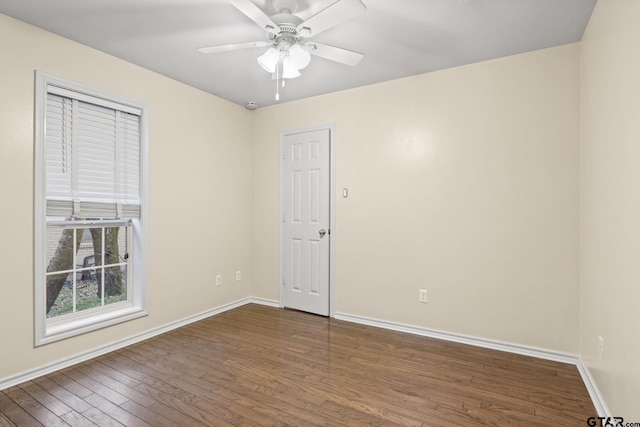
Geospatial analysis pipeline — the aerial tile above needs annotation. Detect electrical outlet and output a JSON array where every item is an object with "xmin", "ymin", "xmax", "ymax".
[
  {"xmin": 236, "ymin": 271, "xmax": 241, "ymax": 281},
  {"xmin": 216, "ymin": 275, "xmax": 222, "ymax": 286},
  {"xmin": 598, "ymin": 336, "xmax": 604, "ymax": 360},
  {"xmin": 419, "ymin": 289, "xmax": 428, "ymax": 303}
]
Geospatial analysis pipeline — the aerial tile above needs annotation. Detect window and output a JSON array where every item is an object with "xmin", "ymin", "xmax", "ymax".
[{"xmin": 34, "ymin": 72, "xmax": 148, "ymax": 346}]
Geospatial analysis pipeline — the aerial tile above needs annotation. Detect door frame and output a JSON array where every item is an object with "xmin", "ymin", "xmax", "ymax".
[{"xmin": 279, "ymin": 123, "xmax": 336, "ymax": 317}]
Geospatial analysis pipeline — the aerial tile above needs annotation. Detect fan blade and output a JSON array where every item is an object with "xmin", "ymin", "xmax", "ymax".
[
  {"xmin": 197, "ymin": 41, "xmax": 271, "ymax": 54},
  {"xmin": 297, "ymin": 0, "xmax": 366, "ymax": 37},
  {"xmin": 306, "ymin": 42, "xmax": 364, "ymax": 66},
  {"xmin": 229, "ymin": 0, "xmax": 278, "ymax": 33}
]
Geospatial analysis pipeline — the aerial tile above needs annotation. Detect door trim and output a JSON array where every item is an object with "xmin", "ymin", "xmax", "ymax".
[{"xmin": 279, "ymin": 123, "xmax": 336, "ymax": 317}]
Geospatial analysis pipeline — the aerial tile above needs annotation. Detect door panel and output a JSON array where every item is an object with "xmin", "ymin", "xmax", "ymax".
[{"xmin": 282, "ymin": 128, "xmax": 330, "ymax": 316}]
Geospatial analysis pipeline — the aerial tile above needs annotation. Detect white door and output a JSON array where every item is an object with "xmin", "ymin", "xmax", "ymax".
[{"xmin": 282, "ymin": 128, "xmax": 331, "ymax": 316}]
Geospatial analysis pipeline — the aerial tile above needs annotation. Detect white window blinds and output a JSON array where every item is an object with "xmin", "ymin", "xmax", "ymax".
[{"xmin": 45, "ymin": 85, "xmax": 141, "ymax": 219}]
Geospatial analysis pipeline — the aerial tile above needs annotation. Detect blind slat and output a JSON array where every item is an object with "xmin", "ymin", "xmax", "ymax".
[
  {"xmin": 46, "ymin": 199, "xmax": 141, "ymax": 219},
  {"xmin": 45, "ymin": 92, "xmax": 141, "ymax": 219},
  {"xmin": 47, "ymin": 84, "xmax": 142, "ymax": 115}
]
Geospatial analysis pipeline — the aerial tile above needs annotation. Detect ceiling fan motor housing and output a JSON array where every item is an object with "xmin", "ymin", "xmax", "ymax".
[{"xmin": 269, "ymin": 13, "xmax": 304, "ymax": 52}]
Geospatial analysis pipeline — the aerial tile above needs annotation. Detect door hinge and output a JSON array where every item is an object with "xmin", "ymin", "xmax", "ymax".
[{"xmin": 282, "ymin": 212, "xmax": 286, "ymax": 223}]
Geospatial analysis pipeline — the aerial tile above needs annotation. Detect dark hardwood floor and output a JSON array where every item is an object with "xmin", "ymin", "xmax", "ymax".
[{"xmin": 0, "ymin": 304, "xmax": 596, "ymax": 426}]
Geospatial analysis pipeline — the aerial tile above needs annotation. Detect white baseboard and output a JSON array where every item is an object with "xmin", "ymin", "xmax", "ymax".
[
  {"xmin": 248, "ymin": 297, "xmax": 280, "ymax": 308},
  {"xmin": 334, "ymin": 312, "xmax": 579, "ymax": 365},
  {"xmin": 0, "ymin": 297, "xmax": 255, "ymax": 391},
  {"xmin": 577, "ymin": 357, "xmax": 611, "ymax": 417}
]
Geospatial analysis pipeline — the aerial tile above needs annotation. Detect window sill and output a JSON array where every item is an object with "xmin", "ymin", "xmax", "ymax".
[{"xmin": 37, "ymin": 304, "xmax": 148, "ymax": 346}]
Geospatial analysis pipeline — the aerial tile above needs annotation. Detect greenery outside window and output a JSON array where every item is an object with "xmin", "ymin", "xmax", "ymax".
[{"xmin": 34, "ymin": 72, "xmax": 149, "ymax": 346}]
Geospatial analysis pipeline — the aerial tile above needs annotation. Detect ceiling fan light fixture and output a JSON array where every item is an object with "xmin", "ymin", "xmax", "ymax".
[
  {"xmin": 257, "ymin": 47, "xmax": 280, "ymax": 73},
  {"xmin": 282, "ymin": 55, "xmax": 301, "ymax": 78},
  {"xmin": 289, "ymin": 44, "xmax": 311, "ymax": 70},
  {"xmin": 198, "ymin": 0, "xmax": 367, "ymax": 104}
]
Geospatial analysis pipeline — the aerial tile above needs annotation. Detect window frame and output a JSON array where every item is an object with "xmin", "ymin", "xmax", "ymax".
[{"xmin": 34, "ymin": 71, "xmax": 149, "ymax": 346}]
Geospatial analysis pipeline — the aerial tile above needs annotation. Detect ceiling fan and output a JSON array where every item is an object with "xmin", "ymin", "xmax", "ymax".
[{"xmin": 198, "ymin": 0, "xmax": 366, "ymax": 99}]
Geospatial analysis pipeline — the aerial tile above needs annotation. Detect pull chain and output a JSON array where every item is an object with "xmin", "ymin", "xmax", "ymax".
[{"xmin": 275, "ymin": 59, "xmax": 280, "ymax": 101}]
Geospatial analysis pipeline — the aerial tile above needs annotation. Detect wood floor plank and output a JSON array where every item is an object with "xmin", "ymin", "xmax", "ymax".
[
  {"xmin": 18, "ymin": 381, "xmax": 73, "ymax": 417},
  {"xmin": 0, "ymin": 304, "xmax": 596, "ymax": 426},
  {"xmin": 83, "ymin": 394, "xmax": 151, "ymax": 427},
  {"xmin": 319, "ymin": 399, "xmax": 409, "ymax": 427},
  {"xmin": 81, "ymin": 407, "xmax": 125, "ymax": 427},
  {"xmin": 74, "ymin": 364, "xmax": 156, "ymax": 408},
  {"xmin": 468, "ymin": 368, "xmax": 595, "ymax": 416},
  {"xmin": 118, "ymin": 400, "xmax": 177, "ymax": 427},
  {"xmin": 32, "ymin": 376, "xmax": 93, "ymax": 414},
  {"xmin": 58, "ymin": 370, "xmax": 128, "ymax": 406},
  {"xmin": 88, "ymin": 360, "xmax": 141, "ymax": 389},
  {"xmin": 3, "ymin": 386, "xmax": 67, "ymax": 427},
  {"xmin": 47, "ymin": 372, "xmax": 93, "ymax": 399},
  {"xmin": 0, "ymin": 392, "xmax": 42, "ymax": 427},
  {"xmin": 194, "ymin": 369, "xmax": 340, "ymax": 426},
  {"xmin": 435, "ymin": 403, "xmax": 545, "ymax": 427},
  {"xmin": 0, "ymin": 412, "xmax": 16, "ymax": 427},
  {"xmin": 130, "ymin": 380, "xmax": 233, "ymax": 426},
  {"xmin": 142, "ymin": 401, "xmax": 207, "ymax": 427},
  {"xmin": 123, "ymin": 344, "xmax": 207, "ymax": 379},
  {"xmin": 59, "ymin": 410, "xmax": 98, "ymax": 427},
  {"xmin": 166, "ymin": 376, "xmax": 283, "ymax": 427},
  {"xmin": 534, "ymin": 404, "xmax": 596, "ymax": 425}
]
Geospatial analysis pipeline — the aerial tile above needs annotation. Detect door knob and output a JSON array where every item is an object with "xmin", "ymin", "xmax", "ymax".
[{"xmin": 319, "ymin": 229, "xmax": 327, "ymax": 237}]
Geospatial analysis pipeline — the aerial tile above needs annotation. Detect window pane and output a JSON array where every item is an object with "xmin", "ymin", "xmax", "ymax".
[
  {"xmin": 77, "ymin": 271, "xmax": 101, "ymax": 313},
  {"xmin": 104, "ymin": 226, "xmax": 127, "ymax": 266},
  {"xmin": 76, "ymin": 228, "xmax": 96, "ymax": 280},
  {"xmin": 104, "ymin": 265, "xmax": 127, "ymax": 305},
  {"xmin": 46, "ymin": 272, "xmax": 73, "ymax": 318},
  {"xmin": 45, "ymin": 226, "xmax": 75, "ymax": 273}
]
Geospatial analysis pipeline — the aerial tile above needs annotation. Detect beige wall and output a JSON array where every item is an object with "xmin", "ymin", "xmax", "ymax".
[
  {"xmin": 252, "ymin": 44, "xmax": 581, "ymax": 352},
  {"xmin": 0, "ymin": 14, "xmax": 253, "ymax": 380},
  {"xmin": 580, "ymin": 0, "xmax": 640, "ymax": 419}
]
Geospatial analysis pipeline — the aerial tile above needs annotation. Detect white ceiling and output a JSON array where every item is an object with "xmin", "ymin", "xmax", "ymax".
[{"xmin": 1, "ymin": 0, "xmax": 596, "ymax": 109}]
